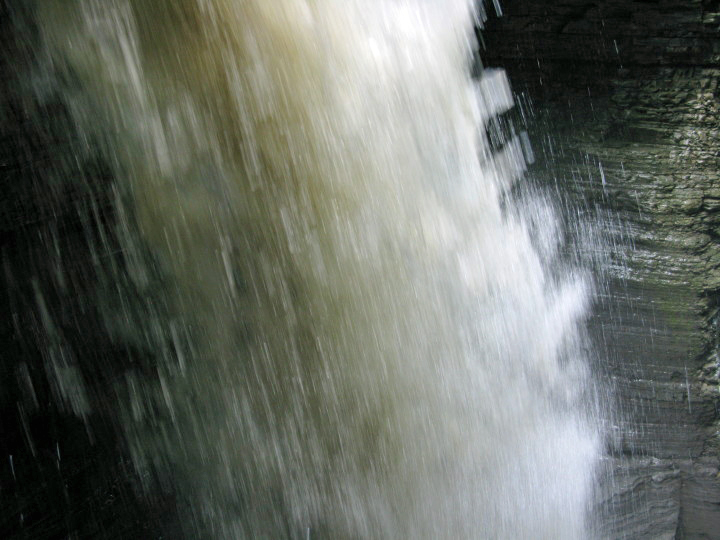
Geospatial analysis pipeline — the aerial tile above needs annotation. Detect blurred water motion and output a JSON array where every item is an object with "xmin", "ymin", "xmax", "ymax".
[{"xmin": 24, "ymin": 1, "xmax": 603, "ymax": 537}]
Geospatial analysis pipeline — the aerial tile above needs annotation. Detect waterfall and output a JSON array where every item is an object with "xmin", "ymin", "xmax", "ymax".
[{"xmin": 32, "ymin": 1, "xmax": 602, "ymax": 537}]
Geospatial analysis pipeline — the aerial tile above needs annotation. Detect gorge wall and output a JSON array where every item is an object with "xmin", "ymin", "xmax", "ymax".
[{"xmin": 483, "ymin": 1, "xmax": 720, "ymax": 538}]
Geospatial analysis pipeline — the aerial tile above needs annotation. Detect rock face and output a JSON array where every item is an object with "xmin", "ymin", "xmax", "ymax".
[
  {"xmin": 482, "ymin": 1, "xmax": 720, "ymax": 538},
  {"xmin": 0, "ymin": 6, "xmax": 184, "ymax": 538}
]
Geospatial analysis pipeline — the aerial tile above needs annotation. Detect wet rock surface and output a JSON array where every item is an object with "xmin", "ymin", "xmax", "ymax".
[
  {"xmin": 0, "ymin": 6, "xmax": 183, "ymax": 538},
  {"xmin": 483, "ymin": 1, "xmax": 720, "ymax": 538}
]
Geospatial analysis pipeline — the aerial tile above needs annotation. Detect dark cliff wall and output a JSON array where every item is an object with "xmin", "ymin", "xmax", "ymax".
[
  {"xmin": 483, "ymin": 1, "xmax": 720, "ymax": 538},
  {"xmin": 0, "ymin": 5, "xmax": 184, "ymax": 537}
]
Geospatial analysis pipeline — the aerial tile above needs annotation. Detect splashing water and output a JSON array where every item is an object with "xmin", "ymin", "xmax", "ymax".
[{"xmin": 34, "ymin": 1, "xmax": 601, "ymax": 537}]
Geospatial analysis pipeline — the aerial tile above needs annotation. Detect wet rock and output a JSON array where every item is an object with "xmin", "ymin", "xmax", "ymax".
[{"xmin": 485, "ymin": 1, "xmax": 720, "ymax": 537}]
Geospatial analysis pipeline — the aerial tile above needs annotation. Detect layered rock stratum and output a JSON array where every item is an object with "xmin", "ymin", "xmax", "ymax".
[{"xmin": 484, "ymin": 1, "xmax": 720, "ymax": 537}]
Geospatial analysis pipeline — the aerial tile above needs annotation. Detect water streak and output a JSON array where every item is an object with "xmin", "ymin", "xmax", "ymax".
[{"xmin": 35, "ymin": 1, "xmax": 601, "ymax": 537}]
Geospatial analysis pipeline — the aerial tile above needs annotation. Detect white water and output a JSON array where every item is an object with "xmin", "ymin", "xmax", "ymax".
[{"xmin": 36, "ymin": 1, "xmax": 601, "ymax": 537}]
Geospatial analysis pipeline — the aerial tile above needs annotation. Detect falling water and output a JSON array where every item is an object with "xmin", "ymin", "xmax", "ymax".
[{"xmin": 31, "ymin": 1, "xmax": 601, "ymax": 537}]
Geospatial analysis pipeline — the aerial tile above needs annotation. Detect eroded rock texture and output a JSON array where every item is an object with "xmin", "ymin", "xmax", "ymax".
[{"xmin": 483, "ymin": 1, "xmax": 720, "ymax": 538}]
